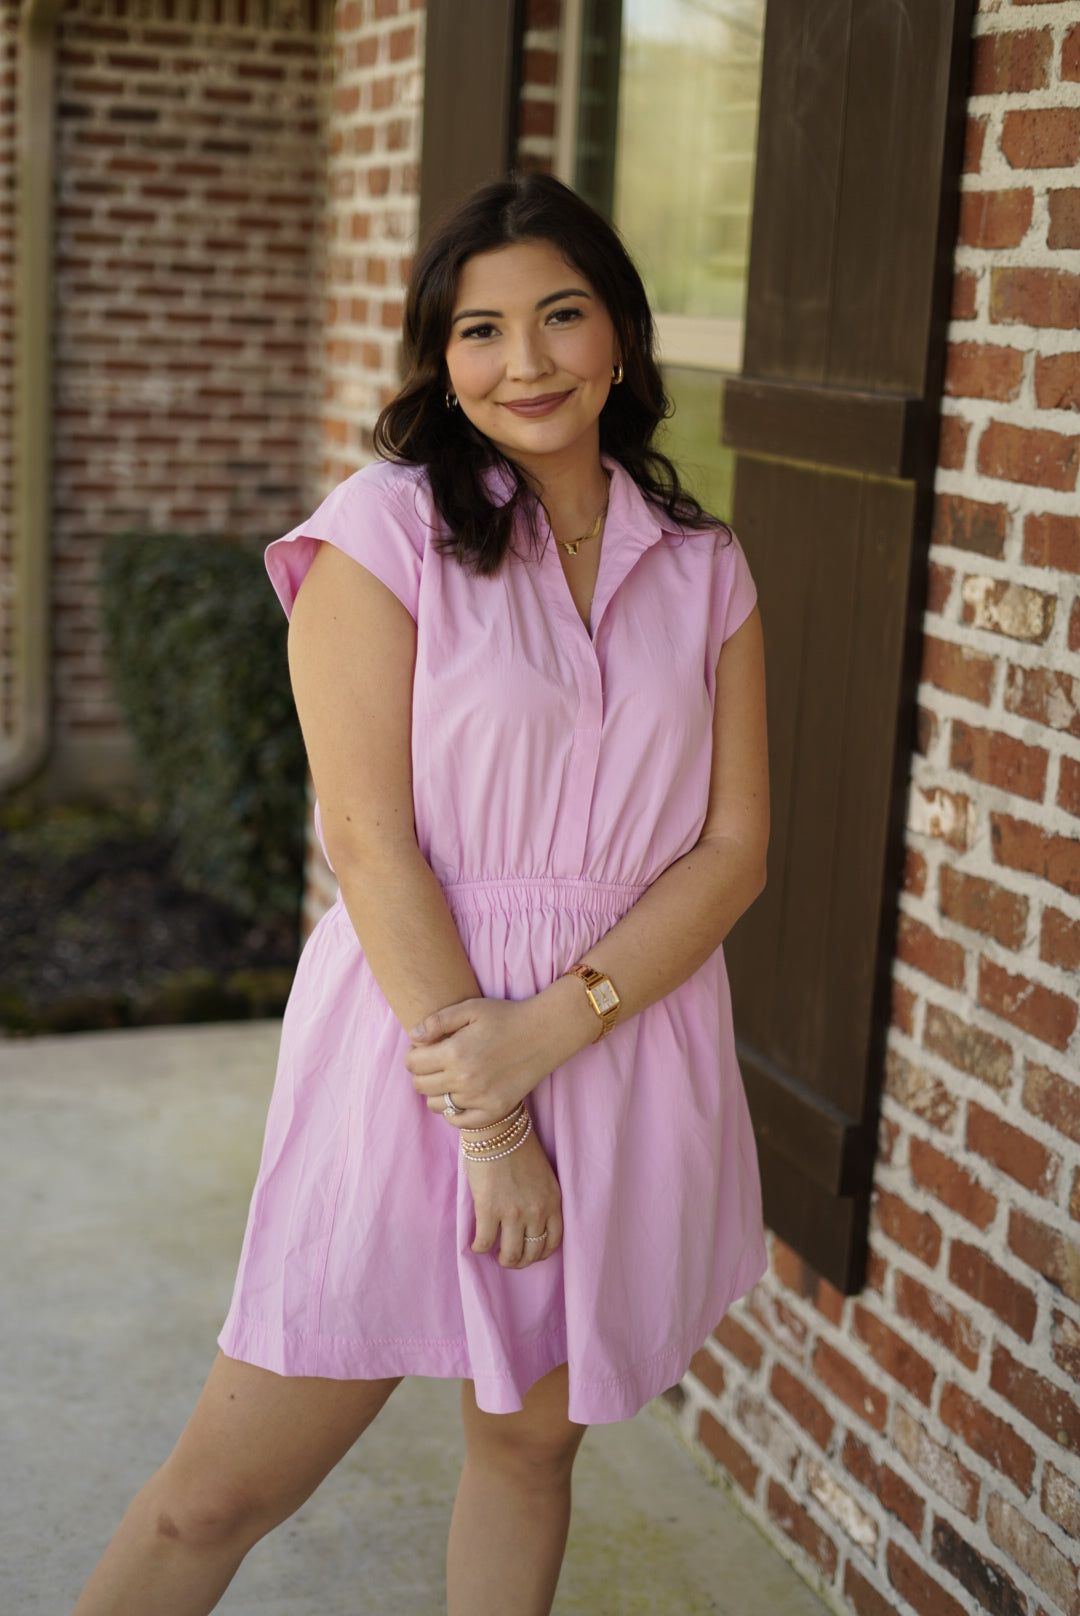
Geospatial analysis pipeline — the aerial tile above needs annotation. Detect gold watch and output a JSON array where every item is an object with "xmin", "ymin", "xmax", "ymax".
[{"xmin": 566, "ymin": 963, "xmax": 620, "ymax": 1041}]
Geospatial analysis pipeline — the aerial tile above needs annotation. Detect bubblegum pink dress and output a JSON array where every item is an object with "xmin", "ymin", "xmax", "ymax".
[{"xmin": 218, "ymin": 455, "xmax": 766, "ymax": 1424}]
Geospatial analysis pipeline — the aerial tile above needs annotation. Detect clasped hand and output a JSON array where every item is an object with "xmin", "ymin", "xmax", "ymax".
[{"xmin": 405, "ymin": 997, "xmax": 563, "ymax": 1268}]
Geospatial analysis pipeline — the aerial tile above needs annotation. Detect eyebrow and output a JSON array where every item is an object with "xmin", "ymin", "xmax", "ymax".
[{"xmin": 451, "ymin": 287, "xmax": 592, "ymax": 325}]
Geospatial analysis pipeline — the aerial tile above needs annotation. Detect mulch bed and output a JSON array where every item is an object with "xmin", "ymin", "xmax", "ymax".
[{"xmin": 0, "ymin": 805, "xmax": 297, "ymax": 1036}]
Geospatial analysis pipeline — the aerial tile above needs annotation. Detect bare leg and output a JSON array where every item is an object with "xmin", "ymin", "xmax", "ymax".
[
  {"xmin": 72, "ymin": 1351, "xmax": 400, "ymax": 1616},
  {"xmin": 447, "ymin": 1364, "xmax": 587, "ymax": 1616}
]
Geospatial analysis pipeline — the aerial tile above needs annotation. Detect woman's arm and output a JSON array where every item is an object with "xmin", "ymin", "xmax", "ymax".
[
  {"xmin": 407, "ymin": 605, "xmax": 769, "ymax": 1109},
  {"xmin": 288, "ymin": 542, "xmax": 563, "ymax": 1267}
]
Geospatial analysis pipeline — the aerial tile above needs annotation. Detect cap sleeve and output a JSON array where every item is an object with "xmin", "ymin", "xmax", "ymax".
[
  {"xmin": 264, "ymin": 463, "xmax": 426, "ymax": 622},
  {"xmin": 710, "ymin": 527, "xmax": 758, "ymax": 655}
]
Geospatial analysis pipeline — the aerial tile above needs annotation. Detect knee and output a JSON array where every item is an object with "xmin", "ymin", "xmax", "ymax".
[
  {"xmin": 470, "ymin": 1418, "xmax": 585, "ymax": 1489},
  {"xmin": 149, "ymin": 1474, "xmax": 273, "ymax": 1554}
]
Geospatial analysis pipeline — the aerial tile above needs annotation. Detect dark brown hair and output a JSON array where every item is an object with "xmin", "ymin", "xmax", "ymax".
[{"xmin": 373, "ymin": 172, "xmax": 721, "ymax": 575}]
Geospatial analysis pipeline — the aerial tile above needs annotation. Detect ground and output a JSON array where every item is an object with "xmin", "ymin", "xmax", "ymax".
[{"xmin": 0, "ymin": 802, "xmax": 297, "ymax": 1035}]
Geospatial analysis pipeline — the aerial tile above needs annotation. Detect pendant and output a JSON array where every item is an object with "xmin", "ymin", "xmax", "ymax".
[{"xmin": 562, "ymin": 540, "xmax": 581, "ymax": 557}]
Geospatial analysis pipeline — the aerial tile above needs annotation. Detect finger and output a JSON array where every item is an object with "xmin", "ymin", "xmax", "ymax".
[
  {"xmin": 408, "ymin": 1002, "xmax": 477, "ymax": 1044},
  {"xmin": 498, "ymin": 1221, "xmax": 526, "ymax": 1269},
  {"xmin": 471, "ymin": 1210, "xmax": 499, "ymax": 1256},
  {"xmin": 404, "ymin": 1044, "xmax": 449, "ymax": 1078},
  {"xmin": 539, "ymin": 1212, "xmax": 563, "ymax": 1259}
]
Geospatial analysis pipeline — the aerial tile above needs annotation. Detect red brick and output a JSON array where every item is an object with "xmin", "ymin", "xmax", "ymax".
[
  {"xmin": 770, "ymin": 1363, "xmax": 833, "ymax": 1450},
  {"xmin": 886, "ymin": 1540, "xmax": 968, "ymax": 1616},
  {"xmin": 844, "ymin": 1564, "xmax": 896, "ymax": 1616},
  {"xmin": 992, "ymin": 811, "xmax": 1080, "ymax": 896},
  {"xmin": 951, "ymin": 269, "xmax": 978, "ymax": 321},
  {"xmin": 922, "ymin": 1003, "xmax": 1013, "ymax": 1092},
  {"xmin": 522, "ymin": 47, "xmax": 559, "ymax": 87},
  {"xmin": 1049, "ymin": 188, "xmax": 1080, "ymax": 250},
  {"xmin": 940, "ymin": 865, "xmax": 1028, "ymax": 949},
  {"xmin": 931, "ymin": 492, "xmax": 1007, "ymax": 557},
  {"xmin": 1062, "ymin": 756, "xmax": 1080, "ymax": 817},
  {"xmin": 1001, "ymin": 107, "xmax": 1080, "ymax": 170},
  {"xmin": 978, "ymin": 955, "xmax": 1078, "ymax": 1051},
  {"xmin": 1005, "ymin": 664, "xmax": 1080, "ymax": 740},
  {"xmin": 961, "ymin": 576, "xmax": 1056, "ymax": 642},
  {"xmin": 964, "ymin": 115, "xmax": 987, "ymax": 174},
  {"xmin": 937, "ymin": 415, "xmax": 969, "ymax": 470},
  {"xmin": 814, "ymin": 1276, "xmax": 845, "ymax": 1327},
  {"xmin": 735, "ymin": 1388, "xmax": 799, "ymax": 1477},
  {"xmin": 895, "ymin": 1269, "xmax": 982, "ymax": 1371},
  {"xmin": 711, "ymin": 1314, "xmax": 763, "ymax": 1373},
  {"xmin": 1009, "ymin": 1206, "xmax": 1080, "ymax": 1305},
  {"xmin": 1023, "ymin": 1061, "xmax": 1080, "ymax": 1145},
  {"xmin": 873, "ymin": 1188, "xmax": 943, "ymax": 1268},
  {"xmin": 992, "ymin": 1340, "xmax": 1080, "ymax": 1460},
  {"xmin": 1065, "ymin": 21, "xmax": 1080, "ymax": 82},
  {"xmin": 878, "ymin": 1113, "xmax": 901, "ymax": 1165},
  {"xmin": 945, "ymin": 339, "xmax": 1026, "ymax": 400},
  {"xmin": 992, "ymin": 266, "xmax": 1080, "ymax": 330},
  {"xmin": 1044, "ymin": 1460, "xmax": 1080, "ymax": 1538},
  {"xmin": 896, "ymin": 914, "xmax": 966, "ymax": 990},
  {"xmin": 921, "ymin": 637, "xmax": 995, "ymax": 704},
  {"xmin": 971, "ymin": 29, "xmax": 1052, "ymax": 94},
  {"xmin": 842, "ymin": 1431, "xmax": 925, "ymax": 1536},
  {"xmin": 1036, "ymin": 351, "xmax": 1080, "ymax": 413},
  {"xmin": 892, "ymin": 981, "xmax": 917, "ymax": 1037},
  {"xmin": 1051, "ymin": 1309, "xmax": 1080, "ymax": 1388},
  {"xmin": 884, "ymin": 1049, "xmax": 958, "ymax": 1131},
  {"xmin": 932, "ymin": 1516, "xmax": 1028, "ymax": 1616},
  {"xmin": 770, "ymin": 1239, "xmax": 806, "ymax": 1295},
  {"xmin": 904, "ymin": 847, "xmax": 928, "ymax": 897},
  {"xmin": 968, "ymin": 1099, "xmax": 1060, "ymax": 1199},
  {"xmin": 939, "ymin": 1380, "xmax": 1035, "ymax": 1491},
  {"xmin": 388, "ymin": 24, "xmax": 417, "ymax": 60},
  {"xmin": 916, "ymin": 705, "xmax": 939, "ymax": 757},
  {"xmin": 951, "ymin": 718, "xmax": 1048, "ymax": 802},
  {"xmin": 697, "ymin": 1410, "xmax": 759, "ymax": 1496},
  {"xmin": 688, "ymin": 1346, "xmax": 725, "ymax": 1399},
  {"xmin": 766, "ymin": 1479, "xmax": 838, "ymax": 1579},
  {"xmin": 909, "ymin": 1136, "xmax": 997, "ymax": 1230},
  {"xmin": 812, "ymin": 1339, "xmax": 888, "ymax": 1432},
  {"xmin": 865, "ymin": 1248, "xmax": 887, "ymax": 1294},
  {"xmin": 1073, "ymin": 1169, "xmax": 1080, "ymax": 1225},
  {"xmin": 949, "ymin": 1238, "xmax": 1038, "ymax": 1343},
  {"xmin": 1023, "ymin": 511, "xmax": 1080, "ymax": 573},
  {"xmin": 852, "ymin": 1304, "xmax": 935, "ymax": 1404},
  {"xmin": 977, "ymin": 418, "xmax": 1080, "ymax": 492},
  {"xmin": 746, "ymin": 1288, "xmax": 808, "ymax": 1359},
  {"xmin": 893, "ymin": 1406, "xmax": 980, "ymax": 1519},
  {"xmin": 988, "ymin": 1493, "xmax": 1080, "ymax": 1616}
]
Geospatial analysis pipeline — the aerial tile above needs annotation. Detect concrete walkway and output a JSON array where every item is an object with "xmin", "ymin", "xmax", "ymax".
[{"xmin": 1, "ymin": 1023, "xmax": 830, "ymax": 1615}]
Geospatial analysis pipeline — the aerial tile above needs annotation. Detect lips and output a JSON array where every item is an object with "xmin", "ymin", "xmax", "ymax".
[{"xmin": 498, "ymin": 390, "xmax": 573, "ymax": 418}]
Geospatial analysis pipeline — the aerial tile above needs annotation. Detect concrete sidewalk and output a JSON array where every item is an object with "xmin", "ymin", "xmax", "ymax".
[{"xmin": 1, "ymin": 1022, "xmax": 830, "ymax": 1615}]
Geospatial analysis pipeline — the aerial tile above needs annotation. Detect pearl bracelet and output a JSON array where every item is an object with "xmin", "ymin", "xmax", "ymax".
[{"xmin": 461, "ymin": 1114, "xmax": 533, "ymax": 1164}]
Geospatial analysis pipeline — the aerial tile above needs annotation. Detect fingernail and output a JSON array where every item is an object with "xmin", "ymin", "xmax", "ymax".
[{"xmin": 408, "ymin": 1023, "xmax": 424, "ymax": 1039}]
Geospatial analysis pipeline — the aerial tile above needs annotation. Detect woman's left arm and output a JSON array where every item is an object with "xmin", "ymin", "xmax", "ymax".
[{"xmin": 407, "ymin": 606, "xmax": 769, "ymax": 1114}]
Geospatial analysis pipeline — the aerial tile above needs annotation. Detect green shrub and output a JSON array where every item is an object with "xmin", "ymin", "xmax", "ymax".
[{"xmin": 101, "ymin": 533, "xmax": 305, "ymax": 920}]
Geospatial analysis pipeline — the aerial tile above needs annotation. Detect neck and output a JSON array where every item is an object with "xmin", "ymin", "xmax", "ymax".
[{"xmin": 513, "ymin": 436, "xmax": 610, "ymax": 549}]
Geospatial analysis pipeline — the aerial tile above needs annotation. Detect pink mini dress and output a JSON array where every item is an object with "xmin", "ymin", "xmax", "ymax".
[{"xmin": 218, "ymin": 454, "xmax": 766, "ymax": 1424}]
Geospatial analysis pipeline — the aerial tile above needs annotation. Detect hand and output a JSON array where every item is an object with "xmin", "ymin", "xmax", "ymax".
[
  {"xmin": 405, "ymin": 997, "xmax": 552, "ymax": 1127},
  {"xmin": 464, "ymin": 1128, "xmax": 563, "ymax": 1268}
]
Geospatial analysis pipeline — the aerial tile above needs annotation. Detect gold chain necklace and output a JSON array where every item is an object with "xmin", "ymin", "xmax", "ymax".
[{"xmin": 555, "ymin": 479, "xmax": 611, "ymax": 557}]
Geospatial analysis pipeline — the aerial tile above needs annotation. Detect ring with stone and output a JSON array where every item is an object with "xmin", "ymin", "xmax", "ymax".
[{"xmin": 443, "ymin": 1092, "xmax": 464, "ymax": 1118}]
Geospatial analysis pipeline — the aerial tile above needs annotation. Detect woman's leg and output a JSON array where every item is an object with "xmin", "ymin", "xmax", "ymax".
[
  {"xmin": 72, "ymin": 1351, "xmax": 400, "ymax": 1616},
  {"xmin": 447, "ymin": 1364, "xmax": 587, "ymax": 1616}
]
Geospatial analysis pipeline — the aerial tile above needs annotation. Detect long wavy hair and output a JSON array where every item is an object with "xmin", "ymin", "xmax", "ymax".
[{"xmin": 373, "ymin": 173, "xmax": 721, "ymax": 575}]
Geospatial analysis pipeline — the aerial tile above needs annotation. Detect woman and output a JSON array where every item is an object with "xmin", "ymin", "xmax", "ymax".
[{"xmin": 73, "ymin": 173, "xmax": 769, "ymax": 1616}]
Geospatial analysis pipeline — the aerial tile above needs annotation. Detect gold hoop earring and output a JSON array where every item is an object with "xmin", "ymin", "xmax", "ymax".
[
  {"xmin": 611, "ymin": 363, "xmax": 624, "ymax": 385},
  {"xmin": 445, "ymin": 391, "xmax": 458, "ymax": 410}
]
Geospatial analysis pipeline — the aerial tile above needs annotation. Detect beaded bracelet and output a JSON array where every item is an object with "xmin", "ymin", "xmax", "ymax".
[
  {"xmin": 460, "ymin": 1100, "xmax": 526, "ymax": 1139},
  {"xmin": 460, "ymin": 1111, "xmax": 531, "ymax": 1155},
  {"xmin": 461, "ymin": 1114, "xmax": 533, "ymax": 1164}
]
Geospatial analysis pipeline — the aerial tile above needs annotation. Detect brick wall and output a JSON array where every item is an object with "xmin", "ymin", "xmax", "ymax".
[
  {"xmin": 678, "ymin": 6, "xmax": 1080, "ymax": 1615},
  {"xmin": 46, "ymin": 0, "xmax": 331, "ymax": 789},
  {"xmin": 518, "ymin": 0, "xmax": 560, "ymax": 175}
]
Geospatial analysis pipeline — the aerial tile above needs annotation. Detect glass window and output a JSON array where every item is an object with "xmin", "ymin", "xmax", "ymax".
[{"xmin": 562, "ymin": 0, "xmax": 766, "ymax": 520}]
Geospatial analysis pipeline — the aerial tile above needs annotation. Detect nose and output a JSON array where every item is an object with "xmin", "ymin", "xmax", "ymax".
[{"xmin": 505, "ymin": 327, "xmax": 552, "ymax": 382}]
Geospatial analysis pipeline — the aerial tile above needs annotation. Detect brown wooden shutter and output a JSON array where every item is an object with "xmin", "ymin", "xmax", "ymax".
[
  {"xmin": 723, "ymin": 0, "xmax": 975, "ymax": 1291},
  {"xmin": 418, "ymin": 0, "xmax": 525, "ymax": 239}
]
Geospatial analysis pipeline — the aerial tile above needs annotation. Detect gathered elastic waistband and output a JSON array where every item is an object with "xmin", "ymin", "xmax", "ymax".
[{"xmin": 441, "ymin": 875, "xmax": 649, "ymax": 920}]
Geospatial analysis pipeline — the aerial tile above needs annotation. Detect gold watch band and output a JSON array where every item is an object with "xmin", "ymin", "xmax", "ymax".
[{"xmin": 565, "ymin": 962, "xmax": 621, "ymax": 1041}]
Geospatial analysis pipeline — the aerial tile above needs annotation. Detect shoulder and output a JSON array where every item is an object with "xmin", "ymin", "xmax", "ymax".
[{"xmin": 323, "ymin": 458, "xmax": 436, "ymax": 538}]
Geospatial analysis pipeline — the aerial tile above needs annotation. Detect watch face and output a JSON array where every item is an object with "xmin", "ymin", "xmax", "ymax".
[{"xmin": 589, "ymin": 978, "xmax": 619, "ymax": 1014}]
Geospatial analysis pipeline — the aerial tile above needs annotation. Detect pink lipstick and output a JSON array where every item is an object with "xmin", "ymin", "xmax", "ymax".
[{"xmin": 499, "ymin": 390, "xmax": 573, "ymax": 418}]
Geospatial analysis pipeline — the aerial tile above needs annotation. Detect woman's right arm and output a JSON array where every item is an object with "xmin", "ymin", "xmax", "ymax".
[
  {"xmin": 288, "ymin": 541, "xmax": 481, "ymax": 1033},
  {"xmin": 287, "ymin": 542, "xmax": 562, "ymax": 1267}
]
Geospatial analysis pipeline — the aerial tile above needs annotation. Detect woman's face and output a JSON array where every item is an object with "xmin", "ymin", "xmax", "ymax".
[{"xmin": 444, "ymin": 239, "xmax": 619, "ymax": 475}]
